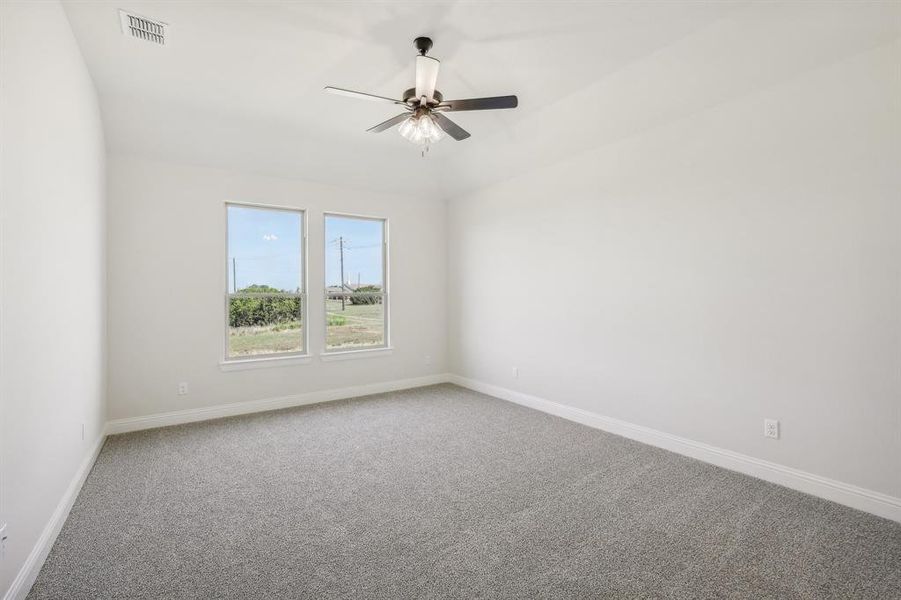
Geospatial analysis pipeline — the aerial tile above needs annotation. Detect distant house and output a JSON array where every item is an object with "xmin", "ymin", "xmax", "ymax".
[{"xmin": 326, "ymin": 283, "xmax": 381, "ymax": 299}]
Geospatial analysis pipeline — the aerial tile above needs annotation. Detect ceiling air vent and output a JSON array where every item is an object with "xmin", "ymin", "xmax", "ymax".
[{"xmin": 119, "ymin": 10, "xmax": 167, "ymax": 45}]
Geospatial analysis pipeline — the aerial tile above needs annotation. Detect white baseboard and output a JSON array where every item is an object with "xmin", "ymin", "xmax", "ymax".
[
  {"xmin": 449, "ymin": 375, "xmax": 901, "ymax": 524},
  {"xmin": 106, "ymin": 373, "xmax": 452, "ymax": 435},
  {"xmin": 4, "ymin": 432, "xmax": 107, "ymax": 600}
]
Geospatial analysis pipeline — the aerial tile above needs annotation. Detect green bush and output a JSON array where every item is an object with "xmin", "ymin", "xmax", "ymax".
[
  {"xmin": 349, "ymin": 285, "xmax": 383, "ymax": 305},
  {"xmin": 327, "ymin": 314, "xmax": 346, "ymax": 326},
  {"xmin": 229, "ymin": 285, "xmax": 301, "ymax": 327}
]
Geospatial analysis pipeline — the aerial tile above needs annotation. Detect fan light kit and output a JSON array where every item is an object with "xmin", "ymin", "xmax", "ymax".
[{"xmin": 325, "ymin": 36, "xmax": 518, "ymax": 153}]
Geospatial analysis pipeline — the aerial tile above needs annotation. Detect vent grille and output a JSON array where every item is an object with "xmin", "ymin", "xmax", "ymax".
[{"xmin": 119, "ymin": 10, "xmax": 167, "ymax": 45}]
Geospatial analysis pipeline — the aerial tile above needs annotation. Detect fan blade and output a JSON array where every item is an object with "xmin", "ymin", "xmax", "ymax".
[
  {"xmin": 439, "ymin": 95, "xmax": 518, "ymax": 112},
  {"xmin": 432, "ymin": 113, "xmax": 470, "ymax": 141},
  {"xmin": 324, "ymin": 86, "xmax": 405, "ymax": 105},
  {"xmin": 367, "ymin": 113, "xmax": 411, "ymax": 133},
  {"xmin": 414, "ymin": 56, "xmax": 440, "ymax": 103}
]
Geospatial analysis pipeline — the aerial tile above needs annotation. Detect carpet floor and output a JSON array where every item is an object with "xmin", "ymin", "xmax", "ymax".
[{"xmin": 29, "ymin": 384, "xmax": 901, "ymax": 599}]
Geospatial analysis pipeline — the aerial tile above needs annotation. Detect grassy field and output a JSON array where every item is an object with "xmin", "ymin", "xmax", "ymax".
[
  {"xmin": 326, "ymin": 299, "xmax": 384, "ymax": 349},
  {"xmin": 229, "ymin": 321, "xmax": 303, "ymax": 356},
  {"xmin": 227, "ymin": 300, "xmax": 384, "ymax": 356}
]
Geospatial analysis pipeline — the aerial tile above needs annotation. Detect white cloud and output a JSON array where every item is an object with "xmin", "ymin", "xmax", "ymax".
[{"xmin": 263, "ymin": 233, "xmax": 278, "ymax": 241}]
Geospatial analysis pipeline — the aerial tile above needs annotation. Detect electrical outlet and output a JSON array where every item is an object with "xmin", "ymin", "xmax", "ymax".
[
  {"xmin": 424, "ymin": 355, "xmax": 432, "ymax": 366},
  {"xmin": 764, "ymin": 419, "xmax": 780, "ymax": 439},
  {"xmin": 178, "ymin": 382, "xmax": 189, "ymax": 396},
  {"xmin": 512, "ymin": 367, "xmax": 519, "ymax": 379},
  {"xmin": 0, "ymin": 523, "xmax": 8, "ymax": 560}
]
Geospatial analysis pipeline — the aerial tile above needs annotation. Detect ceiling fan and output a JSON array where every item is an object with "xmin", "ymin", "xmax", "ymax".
[{"xmin": 324, "ymin": 36, "xmax": 518, "ymax": 148}]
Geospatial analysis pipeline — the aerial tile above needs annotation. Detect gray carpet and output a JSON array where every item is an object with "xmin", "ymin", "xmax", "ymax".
[{"xmin": 29, "ymin": 384, "xmax": 901, "ymax": 599}]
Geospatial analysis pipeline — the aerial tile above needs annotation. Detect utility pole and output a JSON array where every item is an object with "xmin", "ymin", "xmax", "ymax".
[
  {"xmin": 338, "ymin": 236, "xmax": 346, "ymax": 311},
  {"xmin": 232, "ymin": 258, "xmax": 237, "ymax": 293}
]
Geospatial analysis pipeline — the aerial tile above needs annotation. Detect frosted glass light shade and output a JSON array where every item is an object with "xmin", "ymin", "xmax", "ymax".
[{"xmin": 398, "ymin": 114, "xmax": 445, "ymax": 145}]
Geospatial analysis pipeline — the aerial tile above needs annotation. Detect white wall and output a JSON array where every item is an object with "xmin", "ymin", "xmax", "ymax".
[
  {"xmin": 448, "ymin": 40, "xmax": 901, "ymax": 499},
  {"xmin": 106, "ymin": 156, "xmax": 446, "ymax": 421},
  {"xmin": 0, "ymin": 1, "xmax": 107, "ymax": 596}
]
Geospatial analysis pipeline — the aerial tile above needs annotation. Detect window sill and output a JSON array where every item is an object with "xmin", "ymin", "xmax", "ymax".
[
  {"xmin": 319, "ymin": 347, "xmax": 394, "ymax": 362},
  {"xmin": 219, "ymin": 354, "xmax": 312, "ymax": 372}
]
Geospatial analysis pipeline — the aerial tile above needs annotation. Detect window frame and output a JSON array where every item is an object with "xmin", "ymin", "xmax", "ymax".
[
  {"xmin": 223, "ymin": 201, "xmax": 308, "ymax": 363},
  {"xmin": 322, "ymin": 211, "xmax": 390, "ymax": 355}
]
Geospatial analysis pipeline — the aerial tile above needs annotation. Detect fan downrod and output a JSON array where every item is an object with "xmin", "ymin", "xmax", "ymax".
[{"xmin": 413, "ymin": 36, "xmax": 433, "ymax": 56}]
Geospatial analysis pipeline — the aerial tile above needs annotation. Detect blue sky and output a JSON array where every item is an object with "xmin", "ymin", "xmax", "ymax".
[
  {"xmin": 228, "ymin": 205, "xmax": 301, "ymax": 292},
  {"xmin": 227, "ymin": 206, "xmax": 383, "ymax": 292},
  {"xmin": 325, "ymin": 216, "xmax": 383, "ymax": 288}
]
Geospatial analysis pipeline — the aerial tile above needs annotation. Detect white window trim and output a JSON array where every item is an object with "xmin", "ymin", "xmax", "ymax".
[
  {"xmin": 219, "ymin": 354, "xmax": 312, "ymax": 371},
  {"xmin": 223, "ymin": 201, "xmax": 308, "ymax": 364},
  {"xmin": 318, "ymin": 347, "xmax": 394, "ymax": 362},
  {"xmin": 322, "ymin": 212, "xmax": 390, "ymax": 354}
]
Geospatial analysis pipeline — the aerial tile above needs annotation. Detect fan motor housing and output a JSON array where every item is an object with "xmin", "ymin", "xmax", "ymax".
[{"xmin": 403, "ymin": 87, "xmax": 442, "ymax": 106}]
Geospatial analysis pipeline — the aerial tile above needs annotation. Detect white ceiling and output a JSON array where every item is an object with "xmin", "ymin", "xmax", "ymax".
[{"xmin": 63, "ymin": 1, "xmax": 900, "ymax": 199}]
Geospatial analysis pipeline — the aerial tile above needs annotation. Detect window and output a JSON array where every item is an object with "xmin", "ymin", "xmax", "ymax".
[
  {"xmin": 225, "ymin": 203, "xmax": 305, "ymax": 359},
  {"xmin": 324, "ymin": 214, "xmax": 388, "ymax": 351}
]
